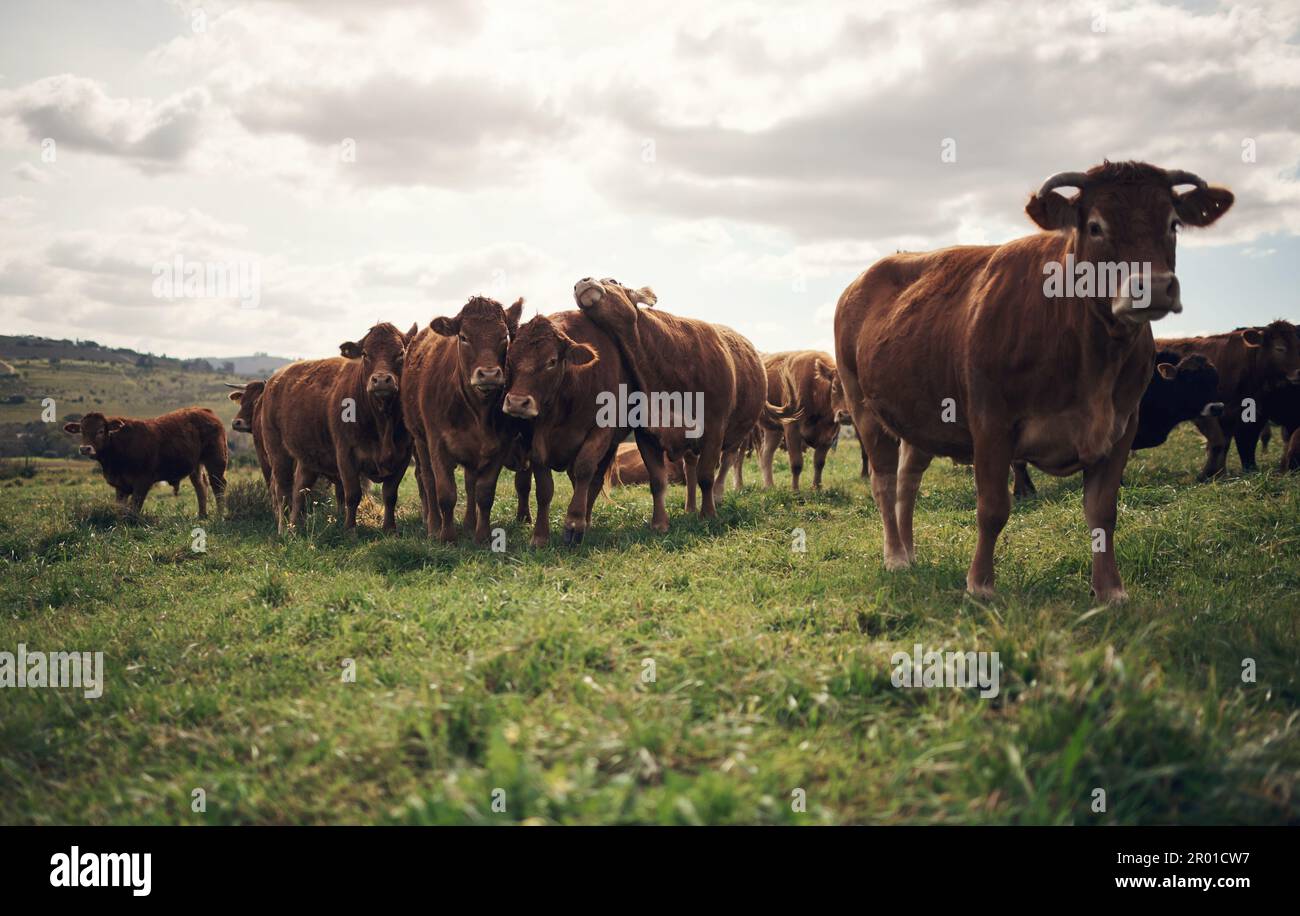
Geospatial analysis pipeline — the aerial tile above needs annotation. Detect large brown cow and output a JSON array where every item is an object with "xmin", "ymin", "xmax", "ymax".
[
  {"xmin": 757, "ymin": 350, "xmax": 850, "ymax": 491},
  {"xmin": 834, "ymin": 161, "xmax": 1233, "ymax": 602},
  {"xmin": 260, "ymin": 323, "xmax": 415, "ymax": 533},
  {"xmin": 1157, "ymin": 321, "xmax": 1300, "ymax": 479},
  {"xmin": 502, "ymin": 310, "xmax": 627, "ymax": 546},
  {"xmin": 573, "ymin": 278, "xmax": 767, "ymax": 532},
  {"xmin": 402, "ymin": 296, "xmax": 527, "ymax": 544},
  {"xmin": 226, "ymin": 380, "xmax": 270, "ymax": 485},
  {"xmin": 708, "ymin": 325, "xmax": 775, "ymax": 500},
  {"xmin": 63, "ymin": 407, "xmax": 228, "ymax": 516}
]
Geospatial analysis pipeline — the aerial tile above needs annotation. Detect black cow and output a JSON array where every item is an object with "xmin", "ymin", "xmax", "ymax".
[{"xmin": 1013, "ymin": 350, "xmax": 1222, "ymax": 497}]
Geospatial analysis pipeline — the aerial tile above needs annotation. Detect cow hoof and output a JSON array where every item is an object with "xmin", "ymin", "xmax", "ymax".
[
  {"xmin": 883, "ymin": 553, "xmax": 912, "ymax": 571},
  {"xmin": 563, "ymin": 527, "xmax": 584, "ymax": 546},
  {"xmin": 1094, "ymin": 587, "xmax": 1129, "ymax": 604},
  {"xmin": 530, "ymin": 534, "xmax": 549, "ymax": 548},
  {"xmin": 965, "ymin": 582, "xmax": 995, "ymax": 599}
]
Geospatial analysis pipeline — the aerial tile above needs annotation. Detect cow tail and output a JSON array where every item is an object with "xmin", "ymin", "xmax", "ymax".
[{"xmin": 764, "ymin": 401, "xmax": 802, "ymax": 426}]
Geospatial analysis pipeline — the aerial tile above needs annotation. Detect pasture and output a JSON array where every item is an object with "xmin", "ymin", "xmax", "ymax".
[{"xmin": 1, "ymin": 426, "xmax": 1297, "ymax": 825}]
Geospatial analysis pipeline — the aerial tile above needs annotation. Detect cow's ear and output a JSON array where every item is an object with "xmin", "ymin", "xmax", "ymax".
[
  {"xmin": 1155, "ymin": 362, "xmax": 1178, "ymax": 380},
  {"xmin": 1241, "ymin": 328, "xmax": 1264, "ymax": 348},
  {"xmin": 814, "ymin": 359, "xmax": 835, "ymax": 382},
  {"xmin": 1175, "ymin": 186, "xmax": 1234, "ymax": 228},
  {"xmin": 228, "ymin": 391, "xmax": 244, "ymax": 403},
  {"xmin": 340, "ymin": 341, "xmax": 363, "ymax": 359},
  {"xmin": 105, "ymin": 419, "xmax": 125, "ymax": 434},
  {"xmin": 1025, "ymin": 190, "xmax": 1078, "ymax": 232},
  {"xmin": 430, "ymin": 316, "xmax": 459, "ymax": 337},
  {"xmin": 505, "ymin": 298, "xmax": 524, "ymax": 337},
  {"xmin": 566, "ymin": 343, "xmax": 599, "ymax": 368},
  {"xmin": 404, "ymin": 322, "xmax": 418, "ymax": 346},
  {"xmin": 62, "ymin": 421, "xmax": 81, "ymax": 435}
]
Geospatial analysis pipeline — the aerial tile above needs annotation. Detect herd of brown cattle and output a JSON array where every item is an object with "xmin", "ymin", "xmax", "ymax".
[{"xmin": 64, "ymin": 160, "xmax": 1300, "ymax": 602}]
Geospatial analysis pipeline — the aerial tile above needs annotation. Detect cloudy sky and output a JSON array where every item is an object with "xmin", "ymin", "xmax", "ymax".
[{"xmin": 1, "ymin": 0, "xmax": 1297, "ymax": 361}]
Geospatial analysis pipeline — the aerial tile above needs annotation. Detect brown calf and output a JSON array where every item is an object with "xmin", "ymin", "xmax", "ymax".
[
  {"xmin": 63, "ymin": 407, "xmax": 227, "ymax": 516},
  {"xmin": 260, "ymin": 323, "xmax": 415, "ymax": 533},
  {"xmin": 573, "ymin": 278, "xmax": 767, "ymax": 531},
  {"xmin": 606, "ymin": 441, "xmax": 687, "ymax": 487},
  {"xmin": 503, "ymin": 310, "xmax": 628, "ymax": 546},
  {"xmin": 402, "ymin": 296, "xmax": 527, "ymax": 544},
  {"xmin": 757, "ymin": 350, "xmax": 849, "ymax": 490},
  {"xmin": 226, "ymin": 380, "xmax": 270, "ymax": 485},
  {"xmin": 1158, "ymin": 321, "xmax": 1300, "ymax": 479},
  {"xmin": 835, "ymin": 160, "xmax": 1233, "ymax": 601}
]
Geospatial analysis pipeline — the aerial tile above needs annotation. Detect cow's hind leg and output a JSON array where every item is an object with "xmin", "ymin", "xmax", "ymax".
[
  {"xmin": 203, "ymin": 451, "xmax": 227, "ymax": 518},
  {"xmin": 895, "ymin": 439, "xmax": 933, "ymax": 564},
  {"xmin": 531, "ymin": 466, "xmax": 554, "ymax": 547},
  {"xmin": 758, "ymin": 427, "xmax": 780, "ymax": 488},
  {"xmin": 1194, "ymin": 417, "xmax": 1229, "ymax": 481},
  {"xmin": 380, "ymin": 476, "xmax": 400, "ymax": 532},
  {"xmin": 967, "ymin": 431, "xmax": 1012, "ymax": 597},
  {"xmin": 859, "ymin": 416, "xmax": 909, "ymax": 570},
  {"xmin": 811, "ymin": 442, "xmax": 831, "ymax": 491},
  {"xmin": 1233, "ymin": 420, "xmax": 1261, "ymax": 472},
  {"xmin": 514, "ymin": 469, "xmax": 532, "ymax": 524},
  {"xmin": 1011, "ymin": 460, "xmax": 1036, "ymax": 500},
  {"xmin": 190, "ymin": 469, "xmax": 208, "ymax": 519},
  {"xmin": 683, "ymin": 454, "xmax": 698, "ymax": 513},
  {"xmin": 635, "ymin": 431, "xmax": 671, "ymax": 533}
]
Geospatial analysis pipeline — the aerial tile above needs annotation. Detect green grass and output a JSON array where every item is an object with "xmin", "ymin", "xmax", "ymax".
[{"xmin": 1, "ymin": 426, "xmax": 1297, "ymax": 825}]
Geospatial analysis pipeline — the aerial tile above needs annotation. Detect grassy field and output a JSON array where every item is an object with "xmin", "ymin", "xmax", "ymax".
[{"xmin": 1, "ymin": 425, "xmax": 1297, "ymax": 825}]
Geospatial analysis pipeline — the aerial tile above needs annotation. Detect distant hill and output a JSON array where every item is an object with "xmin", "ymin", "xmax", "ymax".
[
  {"xmin": 0, "ymin": 336, "xmax": 284, "ymax": 460},
  {"xmin": 196, "ymin": 353, "xmax": 293, "ymax": 377}
]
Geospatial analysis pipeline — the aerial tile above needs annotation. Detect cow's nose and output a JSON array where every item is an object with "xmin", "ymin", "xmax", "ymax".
[
  {"xmin": 369, "ymin": 372, "xmax": 398, "ymax": 393},
  {"xmin": 1146, "ymin": 271, "xmax": 1180, "ymax": 313},
  {"xmin": 79, "ymin": 445, "xmax": 94, "ymax": 456},
  {"xmin": 503, "ymin": 393, "xmax": 538, "ymax": 418},
  {"xmin": 232, "ymin": 419, "xmax": 250, "ymax": 432},
  {"xmin": 472, "ymin": 366, "xmax": 504, "ymax": 388},
  {"xmin": 834, "ymin": 410, "xmax": 851, "ymax": 424},
  {"xmin": 1203, "ymin": 402, "xmax": 1225, "ymax": 418}
]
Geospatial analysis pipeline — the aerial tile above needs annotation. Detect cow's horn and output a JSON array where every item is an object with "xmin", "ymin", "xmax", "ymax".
[
  {"xmin": 1165, "ymin": 170, "xmax": 1207, "ymax": 190},
  {"xmin": 1037, "ymin": 171, "xmax": 1091, "ymax": 198},
  {"xmin": 223, "ymin": 382, "xmax": 246, "ymax": 389}
]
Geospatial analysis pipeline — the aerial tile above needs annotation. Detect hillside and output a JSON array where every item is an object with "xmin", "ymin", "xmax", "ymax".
[{"xmin": 0, "ymin": 356, "xmax": 254, "ymax": 459}]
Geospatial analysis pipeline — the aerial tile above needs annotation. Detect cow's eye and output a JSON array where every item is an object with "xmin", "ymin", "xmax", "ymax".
[
  {"xmin": 546, "ymin": 357, "xmax": 558, "ymax": 369},
  {"xmin": 458, "ymin": 334, "xmax": 468, "ymax": 344},
  {"xmin": 1170, "ymin": 218, "xmax": 1182, "ymax": 233},
  {"xmin": 1087, "ymin": 221, "xmax": 1103, "ymax": 238}
]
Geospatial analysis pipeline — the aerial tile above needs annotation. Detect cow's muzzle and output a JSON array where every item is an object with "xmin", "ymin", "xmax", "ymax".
[
  {"xmin": 368, "ymin": 373, "xmax": 398, "ymax": 398},
  {"xmin": 232, "ymin": 418, "xmax": 252, "ymax": 432},
  {"xmin": 471, "ymin": 366, "xmax": 505, "ymax": 391},
  {"xmin": 1201, "ymin": 401, "xmax": 1225, "ymax": 418},
  {"xmin": 1113, "ymin": 271, "xmax": 1180, "ymax": 322},
  {"xmin": 79, "ymin": 445, "xmax": 95, "ymax": 456},
  {"xmin": 834, "ymin": 410, "xmax": 852, "ymax": 424},
  {"xmin": 574, "ymin": 278, "xmax": 603, "ymax": 309},
  {"xmin": 502, "ymin": 393, "xmax": 539, "ymax": 419}
]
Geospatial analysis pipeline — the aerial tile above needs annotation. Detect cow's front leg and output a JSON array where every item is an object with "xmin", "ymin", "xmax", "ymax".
[
  {"xmin": 784, "ymin": 424, "xmax": 805, "ymax": 491},
  {"xmin": 463, "ymin": 467, "xmax": 479, "ymax": 534},
  {"xmin": 811, "ymin": 443, "xmax": 830, "ymax": 490},
  {"xmin": 381, "ymin": 476, "xmax": 400, "ymax": 532},
  {"xmin": 1083, "ymin": 414, "xmax": 1138, "ymax": 603},
  {"xmin": 337, "ymin": 454, "xmax": 363, "ymax": 530},
  {"xmin": 635, "ymin": 431, "xmax": 670, "ymax": 533},
  {"xmin": 472, "ymin": 464, "xmax": 502, "ymax": 545},
  {"xmin": 967, "ymin": 433, "xmax": 1012, "ymax": 598},
  {"xmin": 514, "ymin": 469, "xmax": 532, "ymax": 524},
  {"xmin": 531, "ymin": 466, "xmax": 554, "ymax": 547}
]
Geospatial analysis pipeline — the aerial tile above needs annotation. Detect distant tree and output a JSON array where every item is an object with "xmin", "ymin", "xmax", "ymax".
[{"xmin": 221, "ymin": 361, "xmax": 235, "ymax": 374}]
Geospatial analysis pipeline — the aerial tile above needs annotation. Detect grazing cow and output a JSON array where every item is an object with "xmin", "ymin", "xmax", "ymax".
[
  {"xmin": 606, "ymin": 441, "xmax": 687, "ymax": 487},
  {"xmin": 573, "ymin": 278, "xmax": 768, "ymax": 531},
  {"xmin": 757, "ymin": 351, "xmax": 850, "ymax": 490},
  {"xmin": 63, "ymin": 408, "xmax": 227, "ymax": 516},
  {"xmin": 1012, "ymin": 350, "xmax": 1223, "ymax": 497},
  {"xmin": 260, "ymin": 323, "xmax": 415, "ymax": 533},
  {"xmin": 1252, "ymin": 381, "xmax": 1300, "ymax": 471},
  {"xmin": 226, "ymin": 380, "xmax": 270, "ymax": 485},
  {"xmin": 402, "ymin": 296, "xmax": 527, "ymax": 544},
  {"xmin": 502, "ymin": 310, "xmax": 630, "ymax": 545},
  {"xmin": 1159, "ymin": 321, "xmax": 1300, "ymax": 478},
  {"xmin": 834, "ymin": 161, "xmax": 1233, "ymax": 601}
]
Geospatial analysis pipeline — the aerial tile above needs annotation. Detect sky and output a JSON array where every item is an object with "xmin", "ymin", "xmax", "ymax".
[{"xmin": 0, "ymin": 0, "xmax": 1297, "ymax": 361}]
